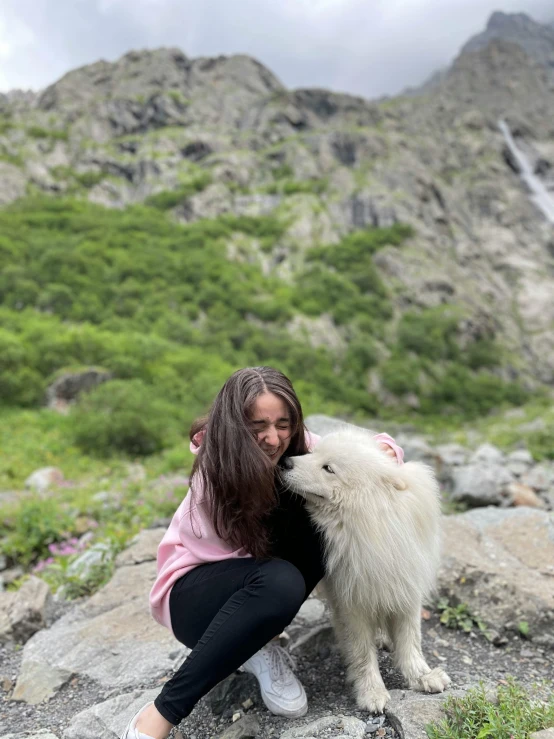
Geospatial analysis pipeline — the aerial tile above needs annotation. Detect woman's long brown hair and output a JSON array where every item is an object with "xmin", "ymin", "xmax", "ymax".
[{"xmin": 188, "ymin": 366, "xmax": 309, "ymax": 558}]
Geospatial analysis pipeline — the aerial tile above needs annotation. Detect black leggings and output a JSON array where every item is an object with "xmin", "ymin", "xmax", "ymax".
[{"xmin": 154, "ymin": 489, "xmax": 326, "ymax": 726}]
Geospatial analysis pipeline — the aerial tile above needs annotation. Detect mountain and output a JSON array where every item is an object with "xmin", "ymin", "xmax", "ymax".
[
  {"xmin": 0, "ymin": 23, "xmax": 553, "ymax": 423},
  {"xmin": 461, "ymin": 11, "xmax": 554, "ymax": 81}
]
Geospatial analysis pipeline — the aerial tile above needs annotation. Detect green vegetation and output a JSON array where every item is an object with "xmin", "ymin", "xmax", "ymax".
[
  {"xmin": 51, "ymin": 166, "xmax": 105, "ymax": 190},
  {"xmin": 167, "ymin": 90, "xmax": 190, "ymax": 106},
  {"xmin": 26, "ymin": 126, "xmax": 69, "ymax": 141},
  {"xmin": 144, "ymin": 172, "xmax": 212, "ymax": 209},
  {"xmin": 263, "ymin": 178, "xmax": 328, "ymax": 196},
  {"xmin": 426, "ymin": 679, "xmax": 554, "ymax": 739},
  {"xmin": 0, "ymin": 117, "xmax": 14, "ymax": 135},
  {"xmin": 436, "ymin": 597, "xmax": 487, "ymax": 635}
]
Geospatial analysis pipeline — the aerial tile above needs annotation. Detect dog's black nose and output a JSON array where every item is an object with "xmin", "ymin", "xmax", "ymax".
[{"xmin": 281, "ymin": 457, "xmax": 294, "ymax": 470}]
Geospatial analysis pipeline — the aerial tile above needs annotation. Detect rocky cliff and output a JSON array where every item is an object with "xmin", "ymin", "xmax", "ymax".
[{"xmin": 461, "ymin": 11, "xmax": 554, "ymax": 83}]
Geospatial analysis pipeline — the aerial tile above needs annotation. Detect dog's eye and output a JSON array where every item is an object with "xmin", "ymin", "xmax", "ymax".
[{"xmin": 322, "ymin": 464, "xmax": 335, "ymax": 474}]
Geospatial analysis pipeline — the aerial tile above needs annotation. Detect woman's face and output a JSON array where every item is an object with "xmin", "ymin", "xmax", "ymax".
[{"xmin": 249, "ymin": 391, "xmax": 292, "ymax": 465}]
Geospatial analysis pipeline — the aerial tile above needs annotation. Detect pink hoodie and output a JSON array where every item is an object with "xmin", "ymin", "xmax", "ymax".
[{"xmin": 149, "ymin": 429, "xmax": 404, "ymax": 635}]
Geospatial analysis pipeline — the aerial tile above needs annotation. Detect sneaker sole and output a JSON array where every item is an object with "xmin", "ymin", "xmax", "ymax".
[{"xmin": 259, "ymin": 687, "xmax": 308, "ymax": 718}]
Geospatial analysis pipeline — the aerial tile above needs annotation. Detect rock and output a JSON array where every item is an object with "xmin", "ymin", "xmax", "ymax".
[
  {"xmin": 0, "ymin": 576, "xmax": 52, "ymax": 644},
  {"xmin": 435, "ymin": 444, "xmax": 468, "ymax": 467},
  {"xmin": 386, "ymin": 689, "xmax": 464, "ymax": 739},
  {"xmin": 10, "ymin": 659, "xmax": 73, "ymax": 705},
  {"xmin": 64, "ymin": 542, "xmax": 114, "ymax": 579},
  {"xmin": 63, "ymin": 688, "xmax": 159, "ymax": 739},
  {"xmin": 289, "ymin": 624, "xmax": 336, "ymax": 662},
  {"xmin": 45, "ymin": 368, "xmax": 112, "ymax": 412},
  {"xmin": 24, "ymin": 467, "xmax": 65, "ymax": 494},
  {"xmin": 450, "ymin": 463, "xmax": 514, "ymax": 507},
  {"xmin": 521, "ymin": 464, "xmax": 554, "ymax": 492},
  {"xmin": 505, "ymin": 481, "xmax": 545, "ymax": 508},
  {"xmin": 530, "ymin": 730, "xmax": 554, "ymax": 739},
  {"xmin": 439, "ymin": 507, "xmax": 554, "ymax": 643},
  {"xmin": 218, "ymin": 714, "xmax": 261, "ymax": 739},
  {"xmin": 11, "ymin": 538, "xmax": 183, "ymax": 703},
  {"xmin": 0, "ymin": 566, "xmax": 24, "ymax": 589},
  {"xmin": 114, "ymin": 528, "xmax": 163, "ymax": 567},
  {"xmin": 280, "ymin": 715, "xmax": 367, "ymax": 738},
  {"xmin": 0, "ymin": 162, "xmax": 27, "ymax": 205},
  {"xmin": 0, "ymin": 732, "xmax": 60, "ymax": 739},
  {"xmin": 205, "ymin": 672, "xmax": 259, "ymax": 716},
  {"xmin": 507, "ymin": 449, "xmax": 534, "ymax": 465},
  {"xmin": 295, "ymin": 598, "xmax": 326, "ymax": 626},
  {"xmin": 305, "ymin": 415, "xmax": 355, "ymax": 437},
  {"xmin": 395, "ymin": 436, "xmax": 438, "ymax": 467},
  {"xmin": 468, "ymin": 443, "xmax": 504, "ymax": 465}
]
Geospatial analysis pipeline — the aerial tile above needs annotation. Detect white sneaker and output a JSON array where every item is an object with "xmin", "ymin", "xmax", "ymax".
[
  {"xmin": 241, "ymin": 643, "xmax": 308, "ymax": 718},
  {"xmin": 120, "ymin": 700, "xmax": 156, "ymax": 739}
]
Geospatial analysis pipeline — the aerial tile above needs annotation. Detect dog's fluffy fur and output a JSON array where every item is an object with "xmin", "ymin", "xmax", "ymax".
[{"xmin": 280, "ymin": 427, "xmax": 451, "ymax": 712}]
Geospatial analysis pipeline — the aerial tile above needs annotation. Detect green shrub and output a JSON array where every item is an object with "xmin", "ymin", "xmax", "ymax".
[
  {"xmin": 26, "ymin": 126, "xmax": 69, "ymax": 141},
  {"xmin": 70, "ymin": 379, "xmax": 181, "ymax": 457},
  {"xmin": 423, "ymin": 366, "xmax": 529, "ymax": 418},
  {"xmin": 427, "ymin": 678, "xmax": 554, "ymax": 739},
  {"xmin": 75, "ymin": 170, "xmax": 105, "ymax": 189},
  {"xmin": 0, "ymin": 117, "xmax": 14, "ymax": 135},
  {"xmin": 272, "ymin": 163, "xmax": 294, "ymax": 179},
  {"xmin": 381, "ymin": 355, "xmax": 423, "ymax": 395},
  {"xmin": 527, "ymin": 424, "xmax": 554, "ymax": 461},
  {"xmin": 397, "ymin": 306, "xmax": 462, "ymax": 361},
  {"xmin": 144, "ymin": 173, "xmax": 212, "ymax": 209},
  {"xmin": 344, "ymin": 338, "xmax": 379, "ymax": 372},
  {"xmin": 0, "ymin": 498, "xmax": 75, "ymax": 568}
]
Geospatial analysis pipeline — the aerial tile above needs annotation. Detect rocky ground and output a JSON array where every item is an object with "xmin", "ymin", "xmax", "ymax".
[
  {"xmin": 0, "ymin": 600, "xmax": 552, "ymax": 739},
  {"xmin": 1, "ymin": 422, "xmax": 554, "ymax": 738}
]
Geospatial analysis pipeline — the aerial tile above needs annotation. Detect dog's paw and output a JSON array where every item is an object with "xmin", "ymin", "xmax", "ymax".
[
  {"xmin": 415, "ymin": 667, "xmax": 451, "ymax": 693},
  {"xmin": 356, "ymin": 687, "xmax": 391, "ymax": 713}
]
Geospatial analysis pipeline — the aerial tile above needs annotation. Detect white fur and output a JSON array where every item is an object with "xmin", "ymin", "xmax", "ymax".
[{"xmin": 280, "ymin": 428, "xmax": 451, "ymax": 713}]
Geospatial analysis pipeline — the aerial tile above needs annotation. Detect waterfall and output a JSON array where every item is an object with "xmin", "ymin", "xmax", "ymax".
[{"xmin": 498, "ymin": 119, "xmax": 554, "ymax": 225}]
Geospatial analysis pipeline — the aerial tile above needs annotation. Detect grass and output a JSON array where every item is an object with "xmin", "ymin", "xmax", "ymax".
[
  {"xmin": 0, "ymin": 407, "xmax": 195, "ymax": 489},
  {"xmin": 424, "ymin": 396, "xmax": 554, "ymax": 460},
  {"xmin": 426, "ymin": 678, "xmax": 554, "ymax": 739},
  {"xmin": 0, "ymin": 406, "xmax": 196, "ymax": 584},
  {"xmin": 26, "ymin": 126, "xmax": 69, "ymax": 141}
]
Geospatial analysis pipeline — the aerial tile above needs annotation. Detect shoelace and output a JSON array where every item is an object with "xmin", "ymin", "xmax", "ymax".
[{"xmin": 265, "ymin": 644, "xmax": 298, "ymax": 685}]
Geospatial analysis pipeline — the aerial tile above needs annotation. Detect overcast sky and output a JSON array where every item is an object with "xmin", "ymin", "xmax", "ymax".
[{"xmin": 1, "ymin": 0, "xmax": 552, "ymax": 99}]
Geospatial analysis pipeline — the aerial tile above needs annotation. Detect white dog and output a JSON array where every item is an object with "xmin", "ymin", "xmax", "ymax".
[{"xmin": 280, "ymin": 427, "xmax": 451, "ymax": 712}]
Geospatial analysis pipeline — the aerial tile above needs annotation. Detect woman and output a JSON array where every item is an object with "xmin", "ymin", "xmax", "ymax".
[{"xmin": 122, "ymin": 366, "xmax": 403, "ymax": 739}]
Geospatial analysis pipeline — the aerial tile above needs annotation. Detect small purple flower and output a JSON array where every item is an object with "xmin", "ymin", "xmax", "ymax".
[{"xmin": 33, "ymin": 556, "xmax": 55, "ymax": 573}]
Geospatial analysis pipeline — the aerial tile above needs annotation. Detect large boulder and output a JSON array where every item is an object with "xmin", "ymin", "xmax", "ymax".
[
  {"xmin": 10, "ymin": 529, "xmax": 184, "ymax": 705},
  {"xmin": 45, "ymin": 368, "xmax": 112, "ymax": 413},
  {"xmin": 439, "ymin": 507, "xmax": 554, "ymax": 644},
  {"xmin": 0, "ymin": 576, "xmax": 52, "ymax": 644}
]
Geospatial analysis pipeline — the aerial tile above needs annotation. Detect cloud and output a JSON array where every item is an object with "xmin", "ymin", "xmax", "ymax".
[{"xmin": 0, "ymin": 0, "xmax": 552, "ymax": 98}]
